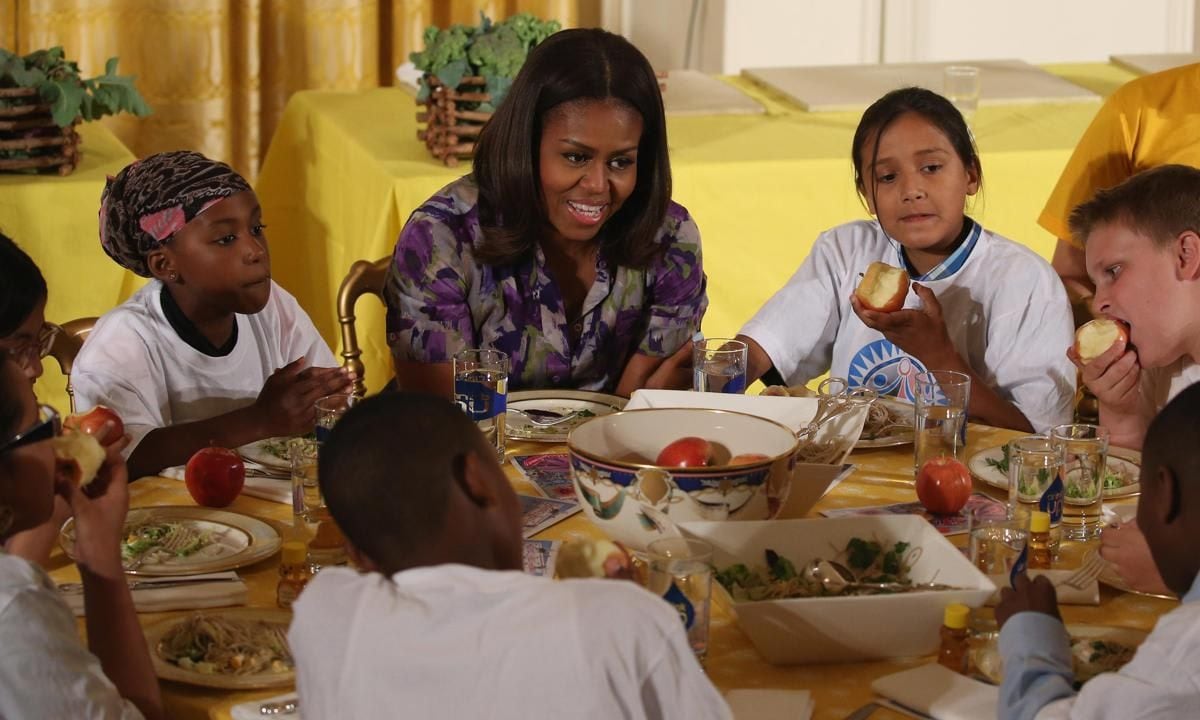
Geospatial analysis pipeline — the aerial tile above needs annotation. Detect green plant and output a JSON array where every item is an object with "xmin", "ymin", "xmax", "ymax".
[
  {"xmin": 0, "ymin": 46, "xmax": 151, "ymax": 127},
  {"xmin": 409, "ymin": 12, "xmax": 560, "ymax": 110}
]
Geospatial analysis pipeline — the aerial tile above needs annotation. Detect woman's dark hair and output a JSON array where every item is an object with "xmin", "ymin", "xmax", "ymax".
[
  {"xmin": 0, "ymin": 231, "xmax": 47, "ymax": 338},
  {"xmin": 850, "ymin": 87, "xmax": 982, "ymax": 211},
  {"xmin": 472, "ymin": 28, "xmax": 670, "ymax": 268},
  {"xmin": 0, "ymin": 356, "xmax": 23, "ymax": 439}
]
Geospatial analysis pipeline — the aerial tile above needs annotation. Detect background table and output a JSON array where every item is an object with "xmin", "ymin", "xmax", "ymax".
[
  {"xmin": 0, "ymin": 122, "xmax": 141, "ymax": 414},
  {"xmin": 51, "ymin": 423, "xmax": 1175, "ymax": 719},
  {"xmin": 255, "ymin": 63, "xmax": 1137, "ymax": 396}
]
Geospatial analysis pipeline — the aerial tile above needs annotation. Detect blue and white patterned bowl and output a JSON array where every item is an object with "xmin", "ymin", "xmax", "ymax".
[{"xmin": 567, "ymin": 408, "xmax": 799, "ymax": 552}]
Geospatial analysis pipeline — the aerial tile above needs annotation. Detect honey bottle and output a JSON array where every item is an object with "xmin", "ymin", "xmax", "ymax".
[
  {"xmin": 1029, "ymin": 510, "xmax": 1052, "ymax": 570},
  {"xmin": 277, "ymin": 541, "xmax": 314, "ymax": 609},
  {"xmin": 938, "ymin": 603, "xmax": 971, "ymax": 674}
]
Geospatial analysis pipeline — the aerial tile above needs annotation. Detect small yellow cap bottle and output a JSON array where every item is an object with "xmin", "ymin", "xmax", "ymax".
[
  {"xmin": 943, "ymin": 603, "xmax": 970, "ymax": 630},
  {"xmin": 281, "ymin": 541, "xmax": 307, "ymax": 565},
  {"xmin": 1030, "ymin": 510, "xmax": 1051, "ymax": 533}
]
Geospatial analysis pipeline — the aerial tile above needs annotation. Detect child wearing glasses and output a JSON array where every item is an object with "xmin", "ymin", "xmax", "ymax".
[
  {"xmin": 0, "ymin": 353, "xmax": 163, "ymax": 718},
  {"xmin": 71, "ymin": 151, "xmax": 353, "ymax": 480}
]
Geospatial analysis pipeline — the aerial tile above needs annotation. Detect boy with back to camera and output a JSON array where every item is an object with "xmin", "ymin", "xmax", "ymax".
[
  {"xmin": 1066, "ymin": 164, "xmax": 1200, "ymax": 595},
  {"xmin": 288, "ymin": 392, "xmax": 731, "ymax": 720},
  {"xmin": 995, "ymin": 383, "xmax": 1200, "ymax": 719}
]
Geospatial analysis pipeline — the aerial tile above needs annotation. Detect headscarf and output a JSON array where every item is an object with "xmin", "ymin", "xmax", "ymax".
[{"xmin": 99, "ymin": 151, "xmax": 251, "ymax": 277}]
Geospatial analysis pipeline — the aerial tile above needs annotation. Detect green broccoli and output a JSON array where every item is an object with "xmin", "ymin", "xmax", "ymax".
[
  {"xmin": 467, "ymin": 24, "xmax": 525, "ymax": 80},
  {"xmin": 503, "ymin": 12, "xmax": 561, "ymax": 50},
  {"xmin": 409, "ymin": 24, "xmax": 473, "ymax": 74}
]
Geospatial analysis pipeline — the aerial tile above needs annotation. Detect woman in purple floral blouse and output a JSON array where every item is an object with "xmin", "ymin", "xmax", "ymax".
[{"xmin": 384, "ymin": 28, "xmax": 707, "ymax": 396}]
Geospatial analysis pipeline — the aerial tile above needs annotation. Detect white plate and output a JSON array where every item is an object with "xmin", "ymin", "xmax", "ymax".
[
  {"xmin": 855, "ymin": 397, "xmax": 915, "ymax": 449},
  {"xmin": 973, "ymin": 623, "xmax": 1148, "ymax": 685},
  {"xmin": 238, "ymin": 437, "xmax": 294, "ymax": 470},
  {"xmin": 506, "ymin": 390, "xmax": 626, "ymax": 443},
  {"xmin": 60, "ymin": 506, "xmax": 281, "ymax": 576},
  {"xmin": 967, "ymin": 446, "xmax": 1141, "ymax": 499},
  {"xmin": 146, "ymin": 608, "xmax": 294, "ymax": 689}
]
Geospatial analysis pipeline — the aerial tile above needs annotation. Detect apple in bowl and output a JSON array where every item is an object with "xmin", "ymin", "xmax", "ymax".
[
  {"xmin": 1074, "ymin": 318, "xmax": 1129, "ymax": 364},
  {"xmin": 855, "ymin": 262, "xmax": 910, "ymax": 313}
]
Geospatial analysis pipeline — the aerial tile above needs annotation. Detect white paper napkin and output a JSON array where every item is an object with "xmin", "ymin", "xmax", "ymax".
[
  {"xmin": 162, "ymin": 465, "xmax": 292, "ymax": 505},
  {"xmin": 871, "ymin": 664, "xmax": 998, "ymax": 720},
  {"xmin": 724, "ymin": 688, "xmax": 813, "ymax": 720},
  {"xmin": 984, "ymin": 569, "xmax": 1099, "ymax": 606},
  {"xmin": 231, "ymin": 692, "xmax": 300, "ymax": 720},
  {"xmin": 625, "ymin": 389, "xmax": 868, "ymax": 464},
  {"xmin": 61, "ymin": 571, "xmax": 247, "ymax": 616}
]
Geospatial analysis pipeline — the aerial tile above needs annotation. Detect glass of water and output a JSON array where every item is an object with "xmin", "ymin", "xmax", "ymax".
[
  {"xmin": 913, "ymin": 370, "xmax": 970, "ymax": 473},
  {"xmin": 1008, "ymin": 435, "xmax": 1066, "ymax": 551},
  {"xmin": 969, "ymin": 517, "xmax": 1029, "ymax": 586},
  {"xmin": 944, "ymin": 65, "xmax": 981, "ymax": 124},
  {"xmin": 693, "ymin": 338, "xmax": 747, "ymax": 394},
  {"xmin": 314, "ymin": 393, "xmax": 356, "ymax": 444},
  {"xmin": 289, "ymin": 437, "xmax": 347, "ymax": 567},
  {"xmin": 453, "ymin": 348, "xmax": 509, "ymax": 459},
  {"xmin": 647, "ymin": 537, "xmax": 713, "ymax": 664},
  {"xmin": 1052, "ymin": 424, "xmax": 1109, "ymax": 541}
]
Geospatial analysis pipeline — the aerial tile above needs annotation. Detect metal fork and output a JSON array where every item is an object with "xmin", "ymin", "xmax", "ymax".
[
  {"xmin": 1058, "ymin": 551, "xmax": 1106, "ymax": 591},
  {"xmin": 507, "ymin": 408, "xmax": 583, "ymax": 427}
]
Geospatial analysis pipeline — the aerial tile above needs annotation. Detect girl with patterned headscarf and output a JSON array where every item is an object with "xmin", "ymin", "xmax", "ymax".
[{"xmin": 72, "ymin": 151, "xmax": 352, "ymax": 479}]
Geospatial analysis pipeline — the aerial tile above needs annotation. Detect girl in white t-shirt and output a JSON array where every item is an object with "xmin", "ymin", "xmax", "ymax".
[
  {"xmin": 739, "ymin": 88, "xmax": 1074, "ymax": 432},
  {"xmin": 71, "ymin": 151, "xmax": 352, "ymax": 479}
]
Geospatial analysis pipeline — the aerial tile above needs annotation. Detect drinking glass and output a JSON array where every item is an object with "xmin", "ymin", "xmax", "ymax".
[
  {"xmin": 913, "ymin": 370, "xmax": 970, "ymax": 473},
  {"xmin": 314, "ymin": 393, "xmax": 356, "ymax": 444},
  {"xmin": 969, "ymin": 517, "xmax": 1029, "ymax": 587},
  {"xmin": 453, "ymin": 348, "xmax": 509, "ymax": 458},
  {"xmin": 944, "ymin": 65, "xmax": 981, "ymax": 124},
  {"xmin": 1007, "ymin": 435, "xmax": 1065, "ymax": 549},
  {"xmin": 1052, "ymin": 424, "xmax": 1109, "ymax": 541},
  {"xmin": 647, "ymin": 537, "xmax": 713, "ymax": 663},
  {"xmin": 693, "ymin": 338, "xmax": 748, "ymax": 394},
  {"xmin": 289, "ymin": 437, "xmax": 347, "ymax": 567}
]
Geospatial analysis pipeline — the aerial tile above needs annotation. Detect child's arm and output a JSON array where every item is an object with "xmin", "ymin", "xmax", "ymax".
[
  {"xmin": 1068, "ymin": 341, "xmax": 1149, "ymax": 449},
  {"xmin": 996, "ymin": 574, "xmax": 1074, "ymax": 720},
  {"xmin": 125, "ymin": 359, "xmax": 351, "ymax": 479},
  {"xmin": 851, "ymin": 285, "xmax": 1035, "ymax": 432},
  {"xmin": 63, "ymin": 437, "xmax": 165, "ymax": 720}
]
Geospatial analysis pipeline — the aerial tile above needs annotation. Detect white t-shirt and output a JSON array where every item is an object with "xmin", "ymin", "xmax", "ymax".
[
  {"xmin": 0, "ymin": 551, "xmax": 143, "ymax": 719},
  {"xmin": 289, "ymin": 565, "xmax": 732, "ymax": 720},
  {"xmin": 740, "ymin": 219, "xmax": 1076, "ymax": 432},
  {"xmin": 71, "ymin": 280, "xmax": 336, "ymax": 455}
]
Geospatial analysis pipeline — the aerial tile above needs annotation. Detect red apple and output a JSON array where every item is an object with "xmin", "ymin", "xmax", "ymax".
[
  {"xmin": 855, "ymin": 262, "xmax": 911, "ymax": 313},
  {"xmin": 729, "ymin": 453, "xmax": 771, "ymax": 466},
  {"xmin": 656, "ymin": 437, "xmax": 714, "ymax": 468},
  {"xmin": 916, "ymin": 456, "xmax": 972, "ymax": 514},
  {"xmin": 1074, "ymin": 318, "xmax": 1129, "ymax": 364},
  {"xmin": 51, "ymin": 430, "xmax": 106, "ymax": 488},
  {"xmin": 185, "ymin": 446, "xmax": 245, "ymax": 508},
  {"xmin": 64, "ymin": 405, "xmax": 124, "ymax": 446}
]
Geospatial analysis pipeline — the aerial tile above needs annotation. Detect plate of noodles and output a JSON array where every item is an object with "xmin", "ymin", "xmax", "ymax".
[
  {"xmin": 146, "ymin": 608, "xmax": 295, "ymax": 689},
  {"xmin": 854, "ymin": 397, "xmax": 915, "ymax": 449},
  {"xmin": 59, "ymin": 506, "xmax": 281, "ymax": 576},
  {"xmin": 972, "ymin": 623, "xmax": 1147, "ymax": 687}
]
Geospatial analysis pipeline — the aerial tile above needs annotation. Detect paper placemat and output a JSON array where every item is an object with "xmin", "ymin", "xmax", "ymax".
[{"xmin": 743, "ymin": 59, "xmax": 1099, "ymax": 112}]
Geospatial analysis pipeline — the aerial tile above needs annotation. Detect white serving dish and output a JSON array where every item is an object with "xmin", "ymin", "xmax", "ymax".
[{"xmin": 681, "ymin": 515, "xmax": 996, "ymax": 665}]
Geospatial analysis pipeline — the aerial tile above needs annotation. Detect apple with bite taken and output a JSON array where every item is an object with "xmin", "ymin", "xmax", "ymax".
[
  {"xmin": 63, "ymin": 405, "xmax": 124, "ymax": 446},
  {"xmin": 656, "ymin": 437, "xmax": 713, "ymax": 468},
  {"xmin": 916, "ymin": 456, "xmax": 972, "ymax": 515},
  {"xmin": 1074, "ymin": 318, "xmax": 1129, "ymax": 364},
  {"xmin": 855, "ymin": 261, "xmax": 911, "ymax": 313},
  {"xmin": 51, "ymin": 430, "xmax": 107, "ymax": 488},
  {"xmin": 185, "ymin": 446, "xmax": 245, "ymax": 508}
]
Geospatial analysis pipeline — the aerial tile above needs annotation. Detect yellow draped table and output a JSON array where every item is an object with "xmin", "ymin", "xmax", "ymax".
[
  {"xmin": 255, "ymin": 63, "xmax": 1136, "ymax": 397},
  {"xmin": 49, "ymin": 423, "xmax": 1173, "ymax": 719},
  {"xmin": 0, "ymin": 122, "xmax": 142, "ymax": 414}
]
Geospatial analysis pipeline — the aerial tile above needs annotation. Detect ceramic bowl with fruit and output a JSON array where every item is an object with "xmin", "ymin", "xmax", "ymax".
[{"xmin": 567, "ymin": 408, "xmax": 800, "ymax": 552}]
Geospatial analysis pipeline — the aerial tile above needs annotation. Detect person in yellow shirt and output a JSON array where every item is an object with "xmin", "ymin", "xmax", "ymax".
[{"xmin": 1039, "ymin": 62, "xmax": 1200, "ymax": 323}]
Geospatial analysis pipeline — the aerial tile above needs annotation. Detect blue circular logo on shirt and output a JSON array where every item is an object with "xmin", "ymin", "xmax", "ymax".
[{"xmin": 847, "ymin": 339, "xmax": 928, "ymax": 401}]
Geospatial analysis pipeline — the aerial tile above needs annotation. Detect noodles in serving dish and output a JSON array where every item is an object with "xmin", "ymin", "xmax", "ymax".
[{"xmin": 158, "ymin": 613, "xmax": 292, "ymax": 676}]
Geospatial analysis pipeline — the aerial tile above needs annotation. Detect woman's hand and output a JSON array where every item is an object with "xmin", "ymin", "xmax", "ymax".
[
  {"xmin": 851, "ymin": 284, "xmax": 958, "ymax": 368},
  {"xmin": 59, "ymin": 427, "xmax": 131, "ymax": 578},
  {"xmin": 1099, "ymin": 519, "xmax": 1172, "ymax": 596},
  {"xmin": 615, "ymin": 342, "xmax": 694, "ymax": 396}
]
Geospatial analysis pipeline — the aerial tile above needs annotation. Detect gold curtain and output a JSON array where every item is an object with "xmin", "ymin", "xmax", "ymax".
[{"xmin": 3, "ymin": 0, "xmax": 588, "ymax": 179}]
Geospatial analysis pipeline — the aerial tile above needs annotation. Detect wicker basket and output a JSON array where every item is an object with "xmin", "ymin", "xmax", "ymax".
[
  {"xmin": 0, "ymin": 87, "xmax": 81, "ymax": 176},
  {"xmin": 416, "ymin": 75, "xmax": 491, "ymax": 167}
]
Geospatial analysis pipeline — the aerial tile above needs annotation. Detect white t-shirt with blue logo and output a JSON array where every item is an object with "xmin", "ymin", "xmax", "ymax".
[{"xmin": 740, "ymin": 219, "xmax": 1075, "ymax": 433}]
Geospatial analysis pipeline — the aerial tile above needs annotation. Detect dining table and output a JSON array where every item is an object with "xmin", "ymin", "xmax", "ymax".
[{"xmin": 47, "ymin": 420, "xmax": 1176, "ymax": 720}]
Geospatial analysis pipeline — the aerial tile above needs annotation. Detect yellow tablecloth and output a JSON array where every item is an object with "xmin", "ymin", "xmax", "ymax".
[
  {"xmin": 0, "ymin": 122, "xmax": 142, "ymax": 414},
  {"xmin": 255, "ymin": 63, "xmax": 1137, "ymax": 396},
  {"xmin": 50, "ymin": 424, "xmax": 1173, "ymax": 720}
]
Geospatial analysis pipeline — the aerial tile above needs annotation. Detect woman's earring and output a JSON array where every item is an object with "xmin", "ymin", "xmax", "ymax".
[{"xmin": 169, "ymin": 272, "xmax": 179, "ymax": 282}]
